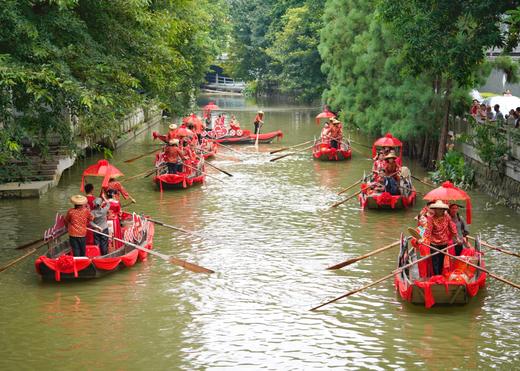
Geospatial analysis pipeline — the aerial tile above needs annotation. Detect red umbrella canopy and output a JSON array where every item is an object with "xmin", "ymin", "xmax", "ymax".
[
  {"xmin": 423, "ymin": 181, "xmax": 472, "ymax": 224},
  {"xmin": 81, "ymin": 159, "xmax": 124, "ymax": 191},
  {"xmin": 203, "ymin": 102, "xmax": 219, "ymax": 111},
  {"xmin": 372, "ymin": 133, "xmax": 403, "ymax": 157},
  {"xmin": 315, "ymin": 110, "xmax": 336, "ymax": 125}
]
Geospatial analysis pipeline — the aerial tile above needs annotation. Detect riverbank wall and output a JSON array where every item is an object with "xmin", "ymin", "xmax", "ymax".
[
  {"xmin": 0, "ymin": 105, "xmax": 162, "ymax": 199},
  {"xmin": 453, "ymin": 118, "xmax": 520, "ymax": 211}
]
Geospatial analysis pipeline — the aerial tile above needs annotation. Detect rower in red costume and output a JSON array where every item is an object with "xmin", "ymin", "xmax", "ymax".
[
  {"xmin": 384, "ymin": 151, "xmax": 400, "ymax": 181},
  {"xmin": 326, "ymin": 119, "xmax": 343, "ymax": 149},
  {"xmin": 229, "ymin": 115, "xmax": 241, "ymax": 131},
  {"xmin": 153, "ymin": 124, "xmax": 178, "ymax": 143},
  {"xmin": 164, "ymin": 139, "xmax": 184, "ymax": 174},
  {"xmin": 421, "ymin": 200, "xmax": 460, "ymax": 276},
  {"xmin": 103, "ymin": 178, "xmax": 135, "ymax": 203},
  {"xmin": 372, "ymin": 151, "xmax": 386, "ymax": 173}
]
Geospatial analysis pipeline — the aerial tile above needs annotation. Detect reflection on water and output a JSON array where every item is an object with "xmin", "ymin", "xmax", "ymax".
[{"xmin": 0, "ymin": 94, "xmax": 519, "ymax": 370}]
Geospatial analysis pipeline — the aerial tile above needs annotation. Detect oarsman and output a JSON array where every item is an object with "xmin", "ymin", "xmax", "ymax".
[
  {"xmin": 253, "ymin": 110, "xmax": 264, "ymax": 134},
  {"xmin": 153, "ymin": 123, "xmax": 178, "ymax": 143},
  {"xmin": 90, "ymin": 197, "xmax": 110, "ymax": 255},
  {"xmin": 327, "ymin": 119, "xmax": 343, "ymax": 149},
  {"xmin": 383, "ymin": 151, "xmax": 401, "ymax": 195},
  {"xmin": 449, "ymin": 203, "xmax": 469, "ymax": 256},
  {"xmin": 104, "ymin": 177, "xmax": 135, "ymax": 203},
  {"xmin": 229, "ymin": 115, "xmax": 241, "ymax": 130},
  {"xmin": 421, "ymin": 200, "xmax": 461, "ymax": 276},
  {"xmin": 64, "ymin": 195, "xmax": 93, "ymax": 257},
  {"xmin": 164, "ymin": 139, "xmax": 184, "ymax": 174}
]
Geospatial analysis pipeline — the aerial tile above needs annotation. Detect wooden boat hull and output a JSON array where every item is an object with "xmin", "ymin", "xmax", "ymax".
[
  {"xmin": 212, "ymin": 130, "xmax": 283, "ymax": 145},
  {"xmin": 35, "ymin": 214, "xmax": 155, "ymax": 282},
  {"xmin": 153, "ymin": 153, "xmax": 205, "ymax": 191},
  {"xmin": 394, "ymin": 235, "xmax": 486, "ymax": 308},
  {"xmin": 359, "ymin": 189, "xmax": 416, "ymax": 209},
  {"xmin": 312, "ymin": 141, "xmax": 352, "ymax": 161}
]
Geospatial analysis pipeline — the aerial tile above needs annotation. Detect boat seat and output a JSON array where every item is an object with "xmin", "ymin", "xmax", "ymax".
[{"xmin": 86, "ymin": 245, "xmax": 101, "ymax": 258}]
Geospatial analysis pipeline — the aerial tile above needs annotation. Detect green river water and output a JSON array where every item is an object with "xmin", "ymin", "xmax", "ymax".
[{"xmin": 0, "ymin": 95, "xmax": 519, "ymax": 370}]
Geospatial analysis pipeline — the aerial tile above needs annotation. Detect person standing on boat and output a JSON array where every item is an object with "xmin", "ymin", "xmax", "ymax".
[
  {"xmin": 383, "ymin": 152, "xmax": 401, "ymax": 195},
  {"xmin": 153, "ymin": 124, "xmax": 178, "ymax": 143},
  {"xmin": 254, "ymin": 110, "xmax": 264, "ymax": 134},
  {"xmin": 64, "ymin": 195, "xmax": 94, "ymax": 257},
  {"xmin": 84, "ymin": 183, "xmax": 96, "ymax": 209},
  {"xmin": 421, "ymin": 201, "xmax": 460, "ymax": 276},
  {"xmin": 164, "ymin": 139, "xmax": 184, "ymax": 174},
  {"xmin": 104, "ymin": 178, "xmax": 135, "ymax": 203},
  {"xmin": 327, "ymin": 119, "xmax": 343, "ymax": 149},
  {"xmin": 449, "ymin": 203, "xmax": 469, "ymax": 256},
  {"xmin": 90, "ymin": 198, "xmax": 110, "ymax": 255}
]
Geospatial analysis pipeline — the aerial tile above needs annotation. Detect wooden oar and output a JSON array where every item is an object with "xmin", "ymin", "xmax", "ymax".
[
  {"xmin": 15, "ymin": 230, "xmax": 67, "ymax": 250},
  {"xmin": 410, "ymin": 175, "xmax": 436, "ymax": 188},
  {"xmin": 254, "ymin": 124, "xmax": 262, "ymax": 150},
  {"xmin": 123, "ymin": 168, "xmax": 157, "ymax": 182},
  {"xmin": 145, "ymin": 165, "xmax": 166, "ymax": 178},
  {"xmin": 195, "ymin": 155, "xmax": 233, "ymax": 177},
  {"xmin": 269, "ymin": 140, "xmax": 314, "ymax": 154},
  {"xmin": 124, "ymin": 148, "xmax": 159, "ymax": 163},
  {"xmin": 426, "ymin": 242, "xmax": 520, "ymax": 290},
  {"xmin": 182, "ymin": 162, "xmax": 225, "ymax": 183},
  {"xmin": 326, "ymin": 240, "xmax": 400, "ymax": 270},
  {"xmin": 310, "ymin": 243, "xmax": 455, "ymax": 311},
  {"xmin": 467, "ymin": 236, "xmax": 520, "ymax": 258},
  {"xmin": 215, "ymin": 142, "xmax": 248, "ymax": 156},
  {"xmin": 0, "ymin": 247, "xmax": 44, "ymax": 273},
  {"xmin": 270, "ymin": 144, "xmax": 314, "ymax": 162},
  {"xmin": 349, "ymin": 139, "xmax": 372, "ymax": 149},
  {"xmin": 330, "ymin": 190, "xmax": 362, "ymax": 208},
  {"xmin": 86, "ymin": 228, "xmax": 214, "ymax": 274},
  {"xmin": 337, "ymin": 179, "xmax": 362, "ymax": 196}
]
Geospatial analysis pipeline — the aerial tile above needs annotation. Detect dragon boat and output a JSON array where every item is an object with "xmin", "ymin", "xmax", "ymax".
[
  {"xmin": 35, "ymin": 212, "xmax": 155, "ymax": 282},
  {"xmin": 312, "ymin": 138, "xmax": 352, "ymax": 161},
  {"xmin": 153, "ymin": 151, "xmax": 205, "ymax": 191},
  {"xmin": 395, "ymin": 234, "xmax": 486, "ymax": 308}
]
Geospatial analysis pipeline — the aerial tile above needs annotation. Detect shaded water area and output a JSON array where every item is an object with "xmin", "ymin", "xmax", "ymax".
[{"xmin": 0, "ymin": 95, "xmax": 519, "ymax": 370}]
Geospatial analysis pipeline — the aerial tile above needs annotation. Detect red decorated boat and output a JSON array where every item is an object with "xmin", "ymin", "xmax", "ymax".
[
  {"xmin": 312, "ymin": 138, "xmax": 352, "ymax": 161},
  {"xmin": 358, "ymin": 167, "xmax": 417, "ymax": 209},
  {"xmin": 202, "ymin": 119, "xmax": 283, "ymax": 145},
  {"xmin": 35, "ymin": 212, "xmax": 155, "ymax": 282},
  {"xmin": 153, "ymin": 150, "xmax": 205, "ymax": 191},
  {"xmin": 395, "ymin": 234, "xmax": 486, "ymax": 308}
]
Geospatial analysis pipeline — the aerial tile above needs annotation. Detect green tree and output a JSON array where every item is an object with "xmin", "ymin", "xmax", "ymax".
[{"xmin": 378, "ymin": 0, "xmax": 519, "ymax": 161}]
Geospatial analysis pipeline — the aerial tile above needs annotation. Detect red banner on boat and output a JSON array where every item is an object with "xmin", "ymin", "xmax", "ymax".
[{"xmin": 44, "ymin": 213, "xmax": 67, "ymax": 241}]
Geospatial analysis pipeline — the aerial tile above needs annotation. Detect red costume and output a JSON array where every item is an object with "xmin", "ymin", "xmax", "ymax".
[
  {"xmin": 423, "ymin": 214, "xmax": 458, "ymax": 246},
  {"xmin": 105, "ymin": 180, "xmax": 129, "ymax": 201},
  {"xmin": 164, "ymin": 145, "xmax": 182, "ymax": 163},
  {"xmin": 64, "ymin": 207, "xmax": 93, "ymax": 238}
]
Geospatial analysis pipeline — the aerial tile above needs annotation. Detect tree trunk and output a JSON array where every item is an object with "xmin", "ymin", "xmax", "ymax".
[{"xmin": 437, "ymin": 78, "xmax": 452, "ymax": 162}]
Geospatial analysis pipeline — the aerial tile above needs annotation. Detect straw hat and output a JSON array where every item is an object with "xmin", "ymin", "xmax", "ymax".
[
  {"xmin": 384, "ymin": 151, "xmax": 397, "ymax": 159},
  {"xmin": 169, "ymin": 139, "xmax": 179, "ymax": 145},
  {"xmin": 257, "ymin": 110, "xmax": 264, "ymax": 115},
  {"xmin": 169, "ymin": 124, "xmax": 177, "ymax": 130},
  {"xmin": 429, "ymin": 200, "xmax": 449, "ymax": 210},
  {"xmin": 70, "ymin": 195, "xmax": 87, "ymax": 206}
]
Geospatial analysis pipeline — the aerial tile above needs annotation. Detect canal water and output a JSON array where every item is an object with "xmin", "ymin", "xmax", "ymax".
[{"xmin": 0, "ymin": 95, "xmax": 519, "ymax": 370}]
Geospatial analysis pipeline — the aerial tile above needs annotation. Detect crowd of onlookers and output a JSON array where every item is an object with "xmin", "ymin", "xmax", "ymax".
[{"xmin": 470, "ymin": 96, "xmax": 519, "ymax": 128}]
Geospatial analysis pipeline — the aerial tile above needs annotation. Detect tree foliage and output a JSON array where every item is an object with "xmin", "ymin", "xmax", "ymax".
[
  {"xmin": 0, "ymin": 0, "xmax": 228, "ymax": 167},
  {"xmin": 227, "ymin": 0, "xmax": 325, "ymax": 101}
]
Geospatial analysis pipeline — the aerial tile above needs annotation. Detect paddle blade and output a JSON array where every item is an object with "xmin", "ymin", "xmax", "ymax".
[
  {"xmin": 407, "ymin": 227, "xmax": 421, "ymax": 240},
  {"xmin": 169, "ymin": 257, "xmax": 214, "ymax": 274},
  {"xmin": 270, "ymin": 147, "xmax": 288, "ymax": 154},
  {"xmin": 327, "ymin": 257, "xmax": 360, "ymax": 270}
]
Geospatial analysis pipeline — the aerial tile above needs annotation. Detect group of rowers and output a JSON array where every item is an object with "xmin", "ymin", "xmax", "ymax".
[
  {"xmin": 152, "ymin": 120, "xmax": 205, "ymax": 175},
  {"xmin": 64, "ymin": 179, "xmax": 135, "ymax": 257},
  {"xmin": 320, "ymin": 117, "xmax": 344, "ymax": 149},
  {"xmin": 413, "ymin": 200, "xmax": 471, "ymax": 279},
  {"xmin": 366, "ymin": 148, "xmax": 410, "ymax": 196}
]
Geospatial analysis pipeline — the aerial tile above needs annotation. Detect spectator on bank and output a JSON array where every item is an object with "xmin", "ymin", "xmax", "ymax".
[
  {"xmin": 476, "ymin": 103, "xmax": 487, "ymax": 123},
  {"xmin": 493, "ymin": 104, "xmax": 504, "ymax": 122},
  {"xmin": 470, "ymin": 99, "xmax": 479, "ymax": 116},
  {"xmin": 486, "ymin": 105, "xmax": 495, "ymax": 120},
  {"xmin": 506, "ymin": 109, "xmax": 516, "ymax": 126}
]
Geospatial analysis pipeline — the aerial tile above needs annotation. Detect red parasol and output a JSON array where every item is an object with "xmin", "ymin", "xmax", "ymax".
[
  {"xmin": 372, "ymin": 133, "xmax": 403, "ymax": 158},
  {"xmin": 423, "ymin": 181, "xmax": 472, "ymax": 224},
  {"xmin": 80, "ymin": 159, "xmax": 124, "ymax": 191},
  {"xmin": 315, "ymin": 110, "xmax": 336, "ymax": 125},
  {"xmin": 203, "ymin": 102, "xmax": 219, "ymax": 111}
]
